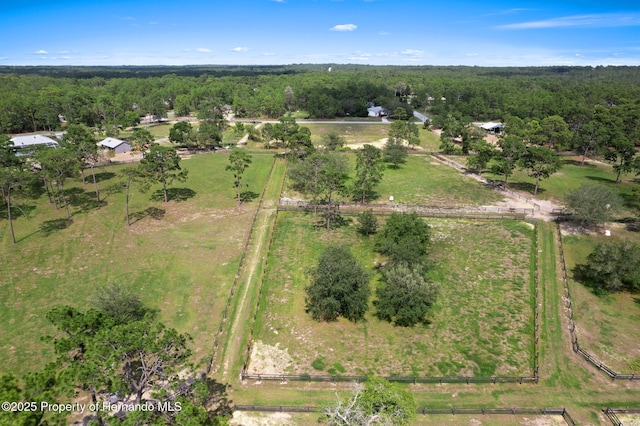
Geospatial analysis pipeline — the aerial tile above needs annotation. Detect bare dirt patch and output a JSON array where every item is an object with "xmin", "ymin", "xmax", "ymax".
[
  {"xmin": 231, "ymin": 411, "xmax": 295, "ymax": 426},
  {"xmin": 247, "ymin": 341, "xmax": 294, "ymax": 375}
]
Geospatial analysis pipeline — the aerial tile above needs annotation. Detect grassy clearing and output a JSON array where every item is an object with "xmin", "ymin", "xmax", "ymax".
[
  {"xmin": 302, "ymin": 123, "xmax": 390, "ymax": 146},
  {"xmin": 420, "ymin": 128, "xmax": 442, "ymax": 152},
  {"xmin": 560, "ymin": 225, "xmax": 640, "ymax": 373},
  {"xmin": 448, "ymin": 155, "xmax": 640, "ymax": 209},
  {"xmin": 215, "ymin": 159, "xmax": 285, "ymax": 379},
  {"xmin": 0, "ymin": 152, "xmax": 273, "ymax": 375},
  {"xmin": 280, "ymin": 155, "xmax": 504, "ymax": 207},
  {"xmin": 377, "ymin": 156, "xmax": 504, "ymax": 207},
  {"xmin": 250, "ymin": 213, "xmax": 535, "ymax": 378}
]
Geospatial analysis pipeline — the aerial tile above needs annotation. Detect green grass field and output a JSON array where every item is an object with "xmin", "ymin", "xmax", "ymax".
[
  {"xmin": 297, "ymin": 123, "xmax": 390, "ymax": 146},
  {"xmin": 250, "ymin": 213, "xmax": 535, "ymax": 378},
  {"xmin": 280, "ymin": 154, "xmax": 505, "ymax": 207},
  {"xmin": 0, "ymin": 152, "xmax": 274, "ymax": 375},
  {"xmin": 560, "ymin": 225, "xmax": 640, "ymax": 373},
  {"xmin": 377, "ymin": 156, "xmax": 504, "ymax": 207},
  {"xmin": 448, "ymin": 155, "xmax": 640, "ymax": 210}
]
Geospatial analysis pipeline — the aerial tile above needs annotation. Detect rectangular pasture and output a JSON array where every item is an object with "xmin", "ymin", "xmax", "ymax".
[
  {"xmin": 377, "ymin": 156, "xmax": 505, "ymax": 207},
  {"xmin": 448, "ymin": 155, "xmax": 639, "ymax": 211},
  {"xmin": 303, "ymin": 123, "xmax": 390, "ymax": 146},
  {"xmin": 0, "ymin": 152, "xmax": 274, "ymax": 375},
  {"xmin": 280, "ymin": 155, "xmax": 505, "ymax": 208},
  {"xmin": 249, "ymin": 213, "xmax": 535, "ymax": 378},
  {"xmin": 560, "ymin": 225, "xmax": 640, "ymax": 373}
]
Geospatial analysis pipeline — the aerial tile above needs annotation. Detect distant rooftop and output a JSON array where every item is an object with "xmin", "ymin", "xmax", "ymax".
[
  {"xmin": 99, "ymin": 137, "xmax": 127, "ymax": 149},
  {"xmin": 10, "ymin": 134, "xmax": 59, "ymax": 148}
]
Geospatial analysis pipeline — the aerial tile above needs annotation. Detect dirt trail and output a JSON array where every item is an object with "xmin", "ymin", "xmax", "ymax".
[
  {"xmin": 430, "ymin": 154, "xmax": 563, "ymax": 221},
  {"xmin": 219, "ymin": 159, "xmax": 285, "ymax": 381}
]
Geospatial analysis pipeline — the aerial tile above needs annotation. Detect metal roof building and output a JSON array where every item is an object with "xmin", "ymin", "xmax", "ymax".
[{"xmin": 10, "ymin": 134, "xmax": 60, "ymax": 149}]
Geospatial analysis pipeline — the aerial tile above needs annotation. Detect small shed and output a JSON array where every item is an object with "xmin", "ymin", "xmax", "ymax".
[
  {"xmin": 480, "ymin": 122, "xmax": 504, "ymax": 134},
  {"xmin": 99, "ymin": 137, "xmax": 132, "ymax": 154}
]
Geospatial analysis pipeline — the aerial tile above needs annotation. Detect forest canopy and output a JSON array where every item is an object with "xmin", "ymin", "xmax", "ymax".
[{"xmin": 2, "ymin": 65, "xmax": 640, "ymax": 138}]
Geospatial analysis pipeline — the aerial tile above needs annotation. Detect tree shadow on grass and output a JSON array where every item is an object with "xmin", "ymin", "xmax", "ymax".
[
  {"xmin": 0, "ymin": 203, "xmax": 37, "ymax": 220},
  {"xmin": 91, "ymin": 171, "xmax": 116, "ymax": 183},
  {"xmin": 240, "ymin": 190, "xmax": 259, "ymax": 203},
  {"xmin": 39, "ymin": 218, "xmax": 73, "ymax": 236},
  {"xmin": 585, "ymin": 175, "xmax": 616, "ymax": 184},
  {"xmin": 67, "ymin": 188, "xmax": 107, "ymax": 212},
  {"xmin": 130, "ymin": 207, "xmax": 166, "ymax": 224},
  {"xmin": 507, "ymin": 182, "xmax": 545, "ymax": 196},
  {"xmin": 563, "ymin": 159, "xmax": 600, "ymax": 168},
  {"xmin": 150, "ymin": 187, "xmax": 196, "ymax": 202},
  {"xmin": 620, "ymin": 192, "xmax": 640, "ymax": 212}
]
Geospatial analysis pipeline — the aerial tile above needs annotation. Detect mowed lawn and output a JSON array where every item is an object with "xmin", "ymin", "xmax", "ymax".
[
  {"xmin": 281, "ymin": 154, "xmax": 505, "ymax": 207},
  {"xmin": 449, "ymin": 155, "xmax": 640, "ymax": 209},
  {"xmin": 561, "ymin": 225, "xmax": 640, "ymax": 373},
  {"xmin": 377, "ymin": 156, "xmax": 504, "ymax": 207},
  {"xmin": 304, "ymin": 123, "xmax": 390, "ymax": 146},
  {"xmin": 0, "ymin": 152, "xmax": 274, "ymax": 375},
  {"xmin": 250, "ymin": 213, "xmax": 535, "ymax": 378}
]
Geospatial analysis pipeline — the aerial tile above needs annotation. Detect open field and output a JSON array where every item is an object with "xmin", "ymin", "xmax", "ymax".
[
  {"xmin": 231, "ymin": 410, "xmax": 568, "ymax": 426},
  {"xmin": 447, "ymin": 155, "xmax": 640, "ymax": 211},
  {"xmin": 298, "ymin": 123, "xmax": 391, "ymax": 146},
  {"xmin": 560, "ymin": 224, "xmax": 640, "ymax": 373},
  {"xmin": 377, "ymin": 156, "xmax": 505, "ymax": 207},
  {"xmin": 0, "ymin": 152, "xmax": 274, "ymax": 375},
  {"xmin": 249, "ymin": 213, "xmax": 535, "ymax": 378},
  {"xmin": 280, "ymin": 154, "xmax": 505, "ymax": 207}
]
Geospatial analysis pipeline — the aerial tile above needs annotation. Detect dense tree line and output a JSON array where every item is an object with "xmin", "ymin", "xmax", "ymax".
[{"xmin": 3, "ymin": 66, "xmax": 640, "ymax": 143}]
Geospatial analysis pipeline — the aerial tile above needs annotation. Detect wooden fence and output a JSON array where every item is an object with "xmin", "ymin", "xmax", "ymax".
[
  {"xmin": 233, "ymin": 404, "xmax": 576, "ymax": 425},
  {"xmin": 276, "ymin": 202, "xmax": 530, "ymax": 220},
  {"xmin": 556, "ymin": 221, "xmax": 640, "ymax": 380},
  {"xmin": 240, "ymin": 214, "xmax": 540, "ymax": 385},
  {"xmin": 603, "ymin": 408, "xmax": 640, "ymax": 426},
  {"xmin": 205, "ymin": 156, "xmax": 277, "ymax": 375},
  {"xmin": 430, "ymin": 153, "xmax": 542, "ymax": 211}
]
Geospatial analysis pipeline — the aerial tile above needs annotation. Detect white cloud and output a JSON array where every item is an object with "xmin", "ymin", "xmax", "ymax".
[
  {"xmin": 148, "ymin": 21, "xmax": 159, "ymax": 25},
  {"xmin": 347, "ymin": 51, "xmax": 371, "ymax": 61},
  {"xmin": 231, "ymin": 47, "xmax": 249, "ymax": 52},
  {"xmin": 330, "ymin": 24, "xmax": 357, "ymax": 32},
  {"xmin": 34, "ymin": 50, "xmax": 48, "ymax": 54},
  {"xmin": 401, "ymin": 49, "xmax": 423, "ymax": 56},
  {"xmin": 196, "ymin": 48, "xmax": 212, "ymax": 53},
  {"xmin": 271, "ymin": 0, "xmax": 285, "ymax": 2},
  {"xmin": 58, "ymin": 50, "xmax": 70, "ymax": 54},
  {"xmin": 497, "ymin": 13, "xmax": 640, "ymax": 30},
  {"xmin": 378, "ymin": 31, "xmax": 390, "ymax": 36}
]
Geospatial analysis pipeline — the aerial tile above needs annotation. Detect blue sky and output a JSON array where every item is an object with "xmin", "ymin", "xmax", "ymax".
[{"xmin": 1, "ymin": 0, "xmax": 639, "ymax": 66}]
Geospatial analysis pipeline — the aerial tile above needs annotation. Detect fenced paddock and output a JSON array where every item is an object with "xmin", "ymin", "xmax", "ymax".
[
  {"xmin": 233, "ymin": 405, "xmax": 576, "ymax": 425},
  {"xmin": 556, "ymin": 222, "xmax": 640, "ymax": 380},
  {"xmin": 603, "ymin": 408, "xmax": 640, "ymax": 426},
  {"xmin": 241, "ymin": 213, "xmax": 538, "ymax": 383},
  {"xmin": 277, "ymin": 199, "xmax": 532, "ymax": 220}
]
